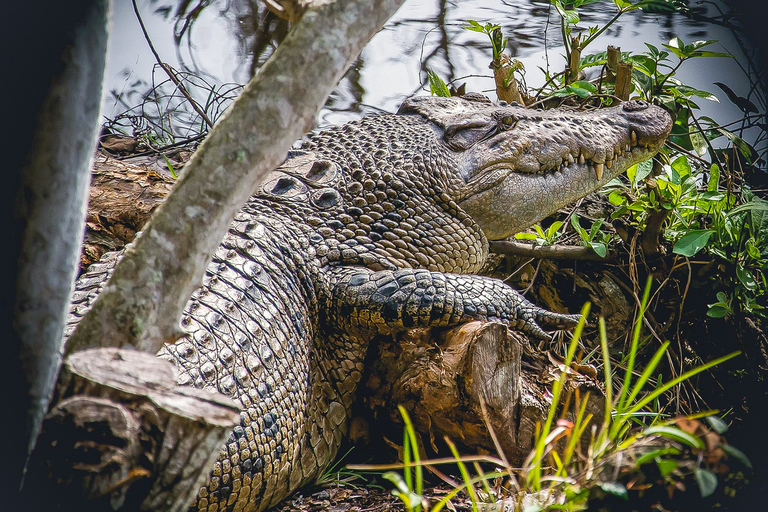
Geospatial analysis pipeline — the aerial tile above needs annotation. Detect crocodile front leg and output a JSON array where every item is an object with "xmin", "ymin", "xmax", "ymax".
[{"xmin": 323, "ymin": 267, "xmax": 580, "ymax": 339}]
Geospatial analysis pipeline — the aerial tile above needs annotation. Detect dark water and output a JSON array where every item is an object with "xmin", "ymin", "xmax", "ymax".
[{"xmin": 104, "ymin": 0, "xmax": 763, "ymax": 154}]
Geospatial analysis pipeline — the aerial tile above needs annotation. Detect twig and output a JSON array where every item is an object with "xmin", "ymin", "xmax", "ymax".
[
  {"xmin": 131, "ymin": 0, "xmax": 214, "ymax": 129},
  {"xmin": 489, "ymin": 240, "xmax": 616, "ymax": 261}
]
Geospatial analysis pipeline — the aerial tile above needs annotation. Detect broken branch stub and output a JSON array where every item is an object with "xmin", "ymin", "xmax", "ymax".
[{"xmin": 24, "ymin": 348, "xmax": 239, "ymax": 512}]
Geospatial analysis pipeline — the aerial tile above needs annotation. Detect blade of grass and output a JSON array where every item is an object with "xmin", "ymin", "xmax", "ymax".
[
  {"xmin": 445, "ymin": 437, "xmax": 480, "ymax": 512},
  {"xmin": 617, "ymin": 278, "xmax": 653, "ymax": 412}
]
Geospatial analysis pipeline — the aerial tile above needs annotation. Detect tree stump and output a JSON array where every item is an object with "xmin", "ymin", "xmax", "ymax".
[
  {"xmin": 361, "ymin": 321, "xmax": 604, "ymax": 462},
  {"xmin": 23, "ymin": 348, "xmax": 239, "ymax": 512}
]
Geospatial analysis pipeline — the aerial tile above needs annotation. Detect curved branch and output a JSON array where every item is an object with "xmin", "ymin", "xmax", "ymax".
[
  {"xmin": 489, "ymin": 240, "xmax": 616, "ymax": 261},
  {"xmin": 66, "ymin": 0, "xmax": 406, "ymax": 355}
]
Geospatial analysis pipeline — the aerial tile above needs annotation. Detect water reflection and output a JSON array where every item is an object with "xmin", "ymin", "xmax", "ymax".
[{"xmin": 104, "ymin": 0, "xmax": 763, "ymax": 158}]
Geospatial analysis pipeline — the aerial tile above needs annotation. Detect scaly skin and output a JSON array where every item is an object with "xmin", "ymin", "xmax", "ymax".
[{"xmin": 67, "ymin": 94, "xmax": 671, "ymax": 511}]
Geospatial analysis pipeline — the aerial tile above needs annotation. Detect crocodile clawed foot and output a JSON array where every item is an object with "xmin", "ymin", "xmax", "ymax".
[
  {"xmin": 514, "ymin": 308, "xmax": 582, "ymax": 341},
  {"xmin": 535, "ymin": 310, "xmax": 582, "ymax": 330}
]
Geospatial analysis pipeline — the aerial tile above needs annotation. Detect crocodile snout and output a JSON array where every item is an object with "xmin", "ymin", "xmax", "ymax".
[
  {"xmin": 620, "ymin": 100, "xmax": 672, "ymax": 149},
  {"xmin": 622, "ymin": 99, "xmax": 649, "ymax": 112}
]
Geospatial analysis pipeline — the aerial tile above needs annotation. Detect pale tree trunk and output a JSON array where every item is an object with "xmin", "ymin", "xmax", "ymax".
[
  {"xmin": 0, "ymin": 0, "xmax": 110, "ymax": 503},
  {"xmin": 65, "ymin": 0, "xmax": 406, "ymax": 357},
  {"xmin": 15, "ymin": 0, "xmax": 405, "ymax": 509}
]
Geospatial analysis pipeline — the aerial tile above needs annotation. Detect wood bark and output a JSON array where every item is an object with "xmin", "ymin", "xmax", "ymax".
[
  {"xmin": 606, "ymin": 45, "xmax": 620, "ymax": 82},
  {"xmin": 493, "ymin": 57, "xmax": 525, "ymax": 105},
  {"xmin": 361, "ymin": 322, "xmax": 604, "ymax": 462},
  {"xmin": 615, "ymin": 61, "xmax": 634, "ymax": 101},
  {"xmin": 65, "ymin": 0, "xmax": 406, "ymax": 357},
  {"xmin": 489, "ymin": 239, "xmax": 616, "ymax": 261},
  {"xmin": 1, "ymin": 0, "xmax": 110, "ymax": 500},
  {"xmin": 23, "ymin": 348, "xmax": 239, "ymax": 512},
  {"xmin": 80, "ymin": 153, "xmax": 175, "ymax": 273}
]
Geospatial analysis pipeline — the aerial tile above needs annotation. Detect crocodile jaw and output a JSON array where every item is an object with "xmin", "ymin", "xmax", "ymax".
[
  {"xmin": 456, "ymin": 101, "xmax": 673, "ymax": 240},
  {"xmin": 459, "ymin": 141, "xmax": 660, "ymax": 239}
]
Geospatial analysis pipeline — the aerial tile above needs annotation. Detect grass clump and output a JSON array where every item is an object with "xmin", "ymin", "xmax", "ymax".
[{"xmin": 368, "ymin": 279, "xmax": 743, "ymax": 511}]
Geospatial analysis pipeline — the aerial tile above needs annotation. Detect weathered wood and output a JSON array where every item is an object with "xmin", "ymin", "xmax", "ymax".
[
  {"xmin": 2, "ymin": 0, "xmax": 110, "ymax": 499},
  {"xmin": 493, "ymin": 56, "xmax": 525, "ymax": 105},
  {"xmin": 81, "ymin": 153, "xmax": 175, "ymax": 273},
  {"xmin": 489, "ymin": 239, "xmax": 616, "ymax": 261},
  {"xmin": 567, "ymin": 35, "xmax": 582, "ymax": 84},
  {"xmin": 362, "ymin": 322, "xmax": 604, "ymax": 462},
  {"xmin": 24, "ymin": 348, "xmax": 239, "ymax": 512},
  {"xmin": 615, "ymin": 61, "xmax": 633, "ymax": 101},
  {"xmin": 606, "ymin": 45, "xmax": 620, "ymax": 82}
]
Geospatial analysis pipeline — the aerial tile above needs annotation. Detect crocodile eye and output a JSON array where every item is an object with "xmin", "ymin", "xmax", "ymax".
[{"xmin": 500, "ymin": 116, "xmax": 517, "ymax": 129}]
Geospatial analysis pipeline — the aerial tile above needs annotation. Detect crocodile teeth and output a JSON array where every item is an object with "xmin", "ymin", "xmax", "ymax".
[
  {"xmin": 606, "ymin": 159, "xmax": 613, "ymax": 169},
  {"xmin": 625, "ymin": 144, "xmax": 631, "ymax": 152},
  {"xmin": 579, "ymin": 153, "xmax": 585, "ymax": 165},
  {"xmin": 631, "ymin": 130, "xmax": 638, "ymax": 146},
  {"xmin": 567, "ymin": 153, "xmax": 575, "ymax": 164},
  {"xmin": 595, "ymin": 163, "xmax": 605, "ymax": 180}
]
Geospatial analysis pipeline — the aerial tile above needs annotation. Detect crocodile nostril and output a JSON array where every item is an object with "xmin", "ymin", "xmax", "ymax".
[{"xmin": 622, "ymin": 100, "xmax": 649, "ymax": 112}]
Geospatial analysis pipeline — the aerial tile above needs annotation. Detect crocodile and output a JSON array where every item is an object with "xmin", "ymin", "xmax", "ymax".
[{"xmin": 68, "ymin": 93, "xmax": 672, "ymax": 511}]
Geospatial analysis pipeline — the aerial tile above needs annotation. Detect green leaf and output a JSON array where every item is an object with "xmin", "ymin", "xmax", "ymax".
[
  {"xmin": 580, "ymin": 51, "xmax": 608, "ymax": 69},
  {"xmin": 736, "ymin": 265, "xmax": 757, "ymax": 291},
  {"xmin": 628, "ymin": 54, "xmax": 656, "ymax": 76},
  {"xmin": 547, "ymin": 220, "xmax": 565, "ymax": 239},
  {"xmin": 633, "ymin": 159, "xmax": 653, "ymax": 188},
  {"xmin": 514, "ymin": 232, "xmax": 538, "ymax": 241},
  {"xmin": 589, "ymin": 242, "xmax": 607, "ymax": 258},
  {"xmin": 688, "ymin": 39, "xmax": 719, "ymax": 51},
  {"xmin": 695, "ymin": 468, "xmax": 718, "ymax": 498},
  {"xmin": 700, "ymin": 191, "xmax": 725, "ymax": 201},
  {"xmin": 656, "ymin": 458, "xmax": 678, "ymax": 477},
  {"xmin": 427, "ymin": 70, "xmax": 451, "ymax": 97},
  {"xmin": 608, "ymin": 190, "xmax": 627, "ymax": 206},
  {"xmin": 728, "ymin": 198, "xmax": 768, "ymax": 217},
  {"xmin": 708, "ymin": 164, "xmax": 720, "ymax": 192},
  {"xmin": 573, "ymin": 0, "xmax": 604, "ymax": 6},
  {"xmin": 588, "ymin": 218, "xmax": 604, "ymax": 240},
  {"xmin": 599, "ymin": 482, "xmax": 628, "ymax": 500},
  {"xmin": 644, "ymin": 42, "xmax": 661, "ymax": 57},
  {"xmin": 707, "ymin": 305, "xmax": 729, "ymax": 318},
  {"xmin": 721, "ymin": 443, "xmax": 753, "ymax": 469},
  {"xmin": 644, "ymin": 425, "xmax": 705, "ymax": 449},
  {"xmin": 570, "ymin": 214, "xmax": 588, "ymax": 240},
  {"xmin": 690, "ymin": 50, "xmax": 732, "ymax": 58},
  {"xmin": 673, "ymin": 229, "xmax": 714, "ymax": 257},
  {"xmin": 717, "ymin": 128, "xmax": 758, "ymax": 161},
  {"xmin": 675, "ymin": 85, "xmax": 720, "ymax": 102},
  {"xmin": 670, "ymin": 154, "xmax": 691, "ymax": 178},
  {"xmin": 553, "ymin": 0, "xmax": 580, "ymax": 24},
  {"xmin": 462, "ymin": 19, "xmax": 485, "ymax": 32},
  {"xmin": 570, "ymin": 80, "xmax": 597, "ymax": 92},
  {"xmin": 705, "ymin": 415, "xmax": 729, "ymax": 434},
  {"xmin": 663, "ymin": 37, "xmax": 686, "ymax": 58},
  {"xmin": 635, "ymin": 447, "xmax": 680, "ymax": 466}
]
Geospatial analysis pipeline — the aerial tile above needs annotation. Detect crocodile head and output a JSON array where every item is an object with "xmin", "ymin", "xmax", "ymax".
[{"xmin": 398, "ymin": 94, "xmax": 672, "ymax": 240}]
